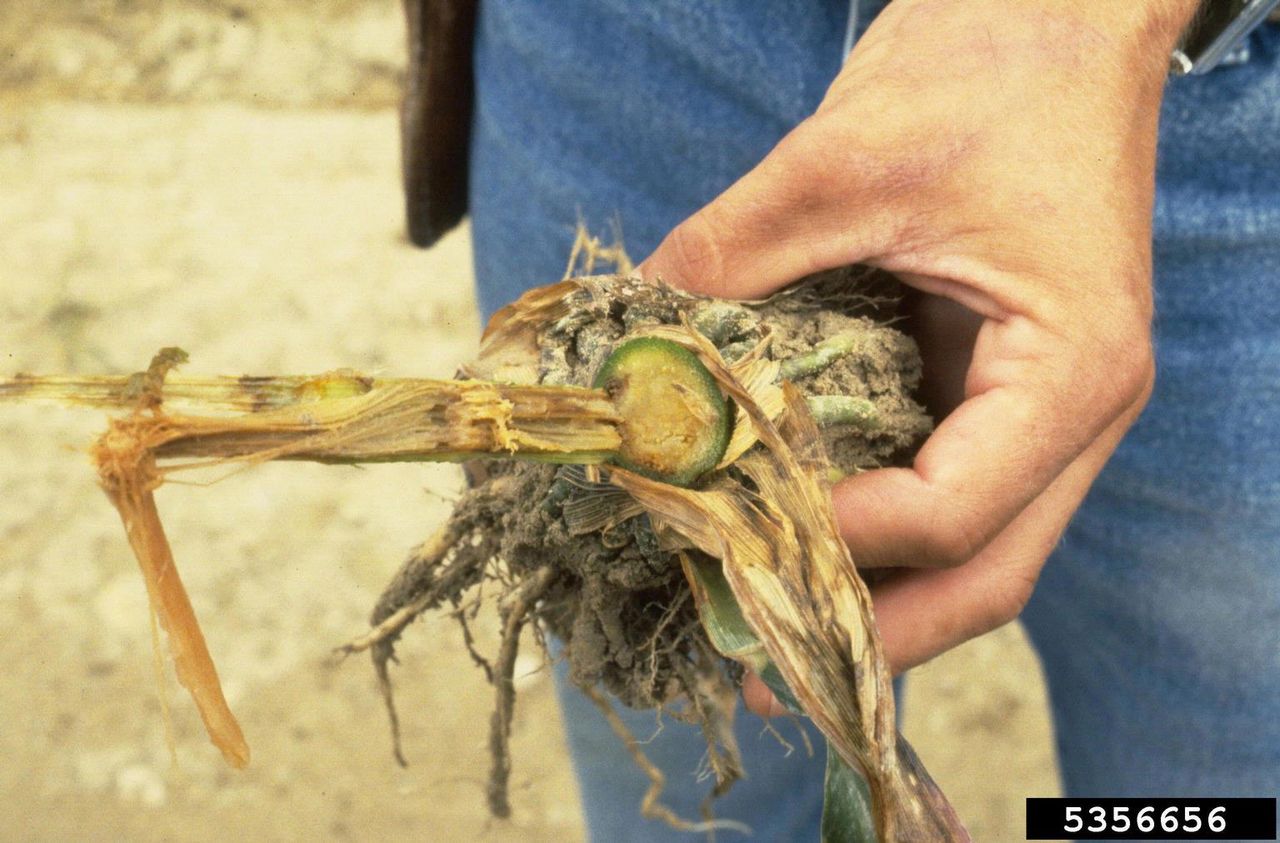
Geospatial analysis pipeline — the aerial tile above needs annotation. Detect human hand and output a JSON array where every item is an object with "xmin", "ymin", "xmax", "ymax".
[{"xmin": 638, "ymin": 0, "xmax": 1198, "ymax": 713}]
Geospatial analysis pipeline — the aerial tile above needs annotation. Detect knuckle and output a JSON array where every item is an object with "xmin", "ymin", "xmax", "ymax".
[
  {"xmin": 1128, "ymin": 342, "xmax": 1157, "ymax": 408},
  {"xmin": 659, "ymin": 212, "xmax": 726, "ymax": 292},
  {"xmin": 1102, "ymin": 334, "xmax": 1157, "ymax": 414},
  {"xmin": 1072, "ymin": 303, "xmax": 1157, "ymax": 416},
  {"xmin": 1104, "ymin": 307, "xmax": 1154, "ymax": 380},
  {"xmin": 922, "ymin": 509, "xmax": 987, "ymax": 570},
  {"xmin": 980, "ymin": 568, "xmax": 1038, "ymax": 630}
]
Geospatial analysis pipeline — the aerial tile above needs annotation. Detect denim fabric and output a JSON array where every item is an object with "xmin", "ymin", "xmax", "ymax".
[
  {"xmin": 469, "ymin": 0, "xmax": 849, "ymax": 319},
  {"xmin": 469, "ymin": 2, "xmax": 1280, "ymax": 839}
]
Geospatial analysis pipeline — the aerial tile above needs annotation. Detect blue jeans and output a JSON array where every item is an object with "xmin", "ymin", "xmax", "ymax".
[{"xmin": 468, "ymin": 2, "xmax": 1280, "ymax": 839}]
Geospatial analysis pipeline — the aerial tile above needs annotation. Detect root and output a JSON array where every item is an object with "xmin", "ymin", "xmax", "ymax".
[
  {"xmin": 452, "ymin": 601, "xmax": 495, "ymax": 684},
  {"xmin": 336, "ymin": 596, "xmax": 439, "ymax": 658},
  {"xmin": 361, "ymin": 562, "xmax": 496, "ymax": 769},
  {"xmin": 759, "ymin": 714, "xmax": 815, "ymax": 760},
  {"xmin": 564, "ymin": 219, "xmax": 634, "ymax": 279},
  {"xmin": 678, "ymin": 645, "xmax": 744, "ymax": 801},
  {"xmin": 339, "ymin": 472, "xmax": 529, "ymax": 769},
  {"xmin": 332, "ymin": 520, "xmax": 480, "ymax": 767},
  {"xmin": 372, "ymin": 643, "xmax": 408, "ymax": 767},
  {"xmin": 487, "ymin": 566, "xmax": 555, "ymax": 818},
  {"xmin": 762, "ymin": 265, "xmax": 902, "ymax": 319},
  {"xmin": 333, "ymin": 524, "xmax": 464, "ymax": 658},
  {"xmin": 760, "ymin": 719, "xmax": 795, "ymax": 756},
  {"xmin": 642, "ymin": 592, "xmax": 691, "ymax": 697},
  {"xmin": 582, "ymin": 685, "xmax": 751, "ymax": 837}
]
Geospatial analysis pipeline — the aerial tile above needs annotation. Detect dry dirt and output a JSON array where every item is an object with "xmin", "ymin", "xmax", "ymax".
[{"xmin": 0, "ymin": 3, "xmax": 1061, "ymax": 841}]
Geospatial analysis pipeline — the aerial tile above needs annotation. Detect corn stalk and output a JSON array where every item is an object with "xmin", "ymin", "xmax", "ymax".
[
  {"xmin": 2, "ymin": 347, "xmax": 624, "ymax": 769},
  {"xmin": 2, "ymin": 272, "xmax": 968, "ymax": 841}
]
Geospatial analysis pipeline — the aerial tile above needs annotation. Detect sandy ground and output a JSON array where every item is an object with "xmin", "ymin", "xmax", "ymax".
[{"xmin": 0, "ymin": 4, "xmax": 1062, "ymax": 841}]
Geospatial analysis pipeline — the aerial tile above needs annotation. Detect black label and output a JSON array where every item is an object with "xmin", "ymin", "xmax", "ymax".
[{"xmin": 1026, "ymin": 798, "xmax": 1277, "ymax": 840}]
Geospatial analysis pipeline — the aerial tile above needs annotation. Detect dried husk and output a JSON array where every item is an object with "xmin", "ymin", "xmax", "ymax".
[{"xmin": 604, "ymin": 329, "xmax": 966, "ymax": 841}]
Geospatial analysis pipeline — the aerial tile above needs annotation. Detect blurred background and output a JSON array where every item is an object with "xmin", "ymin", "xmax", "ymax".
[{"xmin": 0, "ymin": 2, "xmax": 1060, "ymax": 840}]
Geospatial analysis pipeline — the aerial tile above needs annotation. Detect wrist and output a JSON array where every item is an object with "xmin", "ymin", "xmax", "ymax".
[
  {"xmin": 993, "ymin": 0, "xmax": 1201, "ymax": 57},
  {"xmin": 1081, "ymin": 0, "xmax": 1202, "ymax": 48},
  {"xmin": 1058, "ymin": 0, "xmax": 1201, "ymax": 84},
  {"xmin": 881, "ymin": 0, "xmax": 1200, "ymax": 57},
  {"xmin": 866, "ymin": 0, "xmax": 1199, "ymax": 88}
]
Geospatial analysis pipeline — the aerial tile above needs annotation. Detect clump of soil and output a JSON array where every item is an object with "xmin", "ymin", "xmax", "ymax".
[{"xmin": 364, "ymin": 267, "xmax": 931, "ymax": 821}]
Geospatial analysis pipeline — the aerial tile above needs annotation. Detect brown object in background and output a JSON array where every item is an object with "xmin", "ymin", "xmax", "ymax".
[{"xmin": 401, "ymin": 0, "xmax": 477, "ymax": 248}]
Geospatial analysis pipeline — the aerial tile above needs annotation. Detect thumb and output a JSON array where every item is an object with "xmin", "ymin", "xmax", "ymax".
[{"xmin": 637, "ymin": 120, "xmax": 890, "ymax": 299}]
